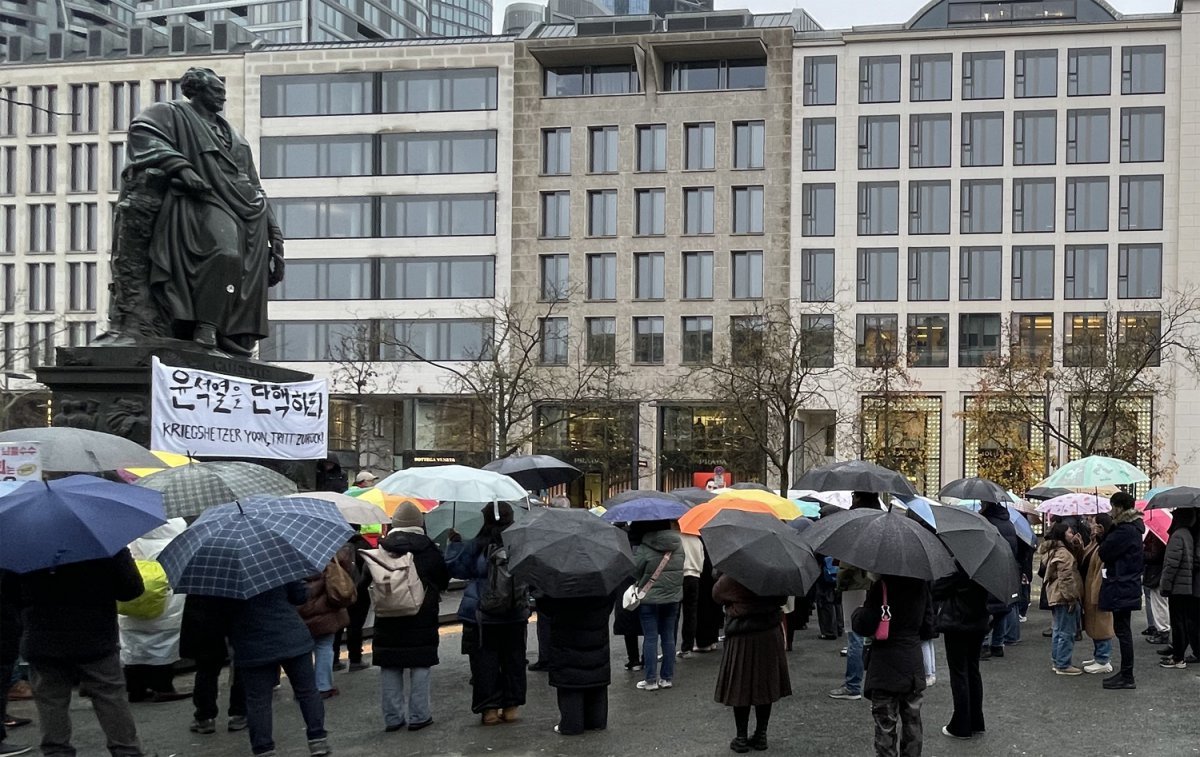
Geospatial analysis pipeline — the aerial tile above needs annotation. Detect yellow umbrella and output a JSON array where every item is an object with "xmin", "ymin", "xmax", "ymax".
[
  {"xmin": 711, "ymin": 488, "xmax": 801, "ymax": 520},
  {"xmin": 349, "ymin": 487, "xmax": 437, "ymax": 516},
  {"xmin": 125, "ymin": 450, "xmax": 193, "ymax": 479}
]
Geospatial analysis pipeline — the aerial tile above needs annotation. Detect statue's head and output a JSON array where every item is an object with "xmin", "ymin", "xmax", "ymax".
[{"xmin": 180, "ymin": 67, "xmax": 226, "ymax": 113}]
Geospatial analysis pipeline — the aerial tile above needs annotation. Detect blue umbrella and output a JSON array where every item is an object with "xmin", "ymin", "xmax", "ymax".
[
  {"xmin": 0, "ymin": 475, "xmax": 167, "ymax": 573},
  {"xmin": 898, "ymin": 495, "xmax": 938, "ymax": 529},
  {"xmin": 1145, "ymin": 485, "xmax": 1178, "ymax": 502},
  {"xmin": 0, "ymin": 481, "xmax": 23, "ymax": 497},
  {"xmin": 601, "ymin": 497, "xmax": 689, "ymax": 523},
  {"xmin": 159, "ymin": 495, "xmax": 354, "ymax": 599},
  {"xmin": 952, "ymin": 499, "xmax": 1036, "ymax": 546}
]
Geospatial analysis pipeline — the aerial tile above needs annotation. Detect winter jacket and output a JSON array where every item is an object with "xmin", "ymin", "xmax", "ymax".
[
  {"xmin": 371, "ymin": 529, "xmax": 450, "ymax": 669},
  {"xmin": 1142, "ymin": 536, "xmax": 1166, "ymax": 588},
  {"xmin": 632, "ymin": 529, "xmax": 684, "ymax": 605},
  {"xmin": 17, "ymin": 547, "xmax": 144, "ymax": 664},
  {"xmin": 228, "ymin": 581, "xmax": 314, "ymax": 668},
  {"xmin": 1160, "ymin": 527, "xmax": 1196, "ymax": 598},
  {"xmin": 179, "ymin": 594, "xmax": 233, "ymax": 664},
  {"xmin": 1098, "ymin": 510, "xmax": 1146, "ymax": 612},
  {"xmin": 681, "ymin": 534, "xmax": 705, "ymax": 579},
  {"xmin": 1080, "ymin": 542, "xmax": 1114, "ymax": 641},
  {"xmin": 981, "ymin": 503, "xmax": 1030, "ymax": 612},
  {"xmin": 712, "ymin": 575, "xmax": 784, "ymax": 636},
  {"xmin": 851, "ymin": 576, "xmax": 935, "ymax": 696},
  {"xmin": 538, "ymin": 595, "xmax": 614, "ymax": 689},
  {"xmin": 0, "ymin": 571, "xmax": 21, "ymax": 665},
  {"xmin": 119, "ymin": 518, "xmax": 187, "ymax": 667},
  {"xmin": 1041, "ymin": 541, "xmax": 1082, "ymax": 607},
  {"xmin": 298, "ymin": 542, "xmax": 357, "ymax": 637},
  {"xmin": 931, "ymin": 568, "xmax": 990, "ymax": 635},
  {"xmin": 445, "ymin": 536, "xmax": 531, "ymax": 625}
]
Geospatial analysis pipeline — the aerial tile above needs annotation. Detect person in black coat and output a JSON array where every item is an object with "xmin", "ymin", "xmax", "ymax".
[
  {"xmin": 334, "ymin": 531, "xmax": 375, "ymax": 673},
  {"xmin": 372, "ymin": 503, "xmax": 450, "ymax": 732},
  {"xmin": 1098, "ymin": 492, "xmax": 1146, "ymax": 690},
  {"xmin": 978, "ymin": 501, "xmax": 1028, "ymax": 658},
  {"xmin": 931, "ymin": 568, "xmax": 990, "ymax": 740},
  {"xmin": 537, "ymin": 594, "xmax": 614, "ymax": 736},
  {"xmin": 180, "ymin": 594, "xmax": 246, "ymax": 734},
  {"xmin": 0, "ymin": 570, "xmax": 31, "ymax": 754}
]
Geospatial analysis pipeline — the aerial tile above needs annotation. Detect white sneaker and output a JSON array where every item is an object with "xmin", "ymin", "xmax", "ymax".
[
  {"xmin": 926, "ymin": 675, "xmax": 937, "ymax": 687},
  {"xmin": 659, "ymin": 679, "xmax": 673, "ymax": 689},
  {"xmin": 1080, "ymin": 659, "xmax": 1095, "ymax": 666},
  {"xmin": 1084, "ymin": 661, "xmax": 1113, "ymax": 675},
  {"xmin": 636, "ymin": 680, "xmax": 659, "ymax": 691}
]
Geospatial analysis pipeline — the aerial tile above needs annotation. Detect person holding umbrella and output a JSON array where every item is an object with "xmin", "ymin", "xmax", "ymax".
[
  {"xmin": 1098, "ymin": 492, "xmax": 1145, "ymax": 689},
  {"xmin": 1158, "ymin": 509, "xmax": 1198, "ymax": 669},
  {"xmin": 931, "ymin": 567, "xmax": 989, "ymax": 740},
  {"xmin": 630, "ymin": 520, "xmax": 684, "ymax": 691},
  {"xmin": 538, "ymin": 593, "xmax": 616, "ymax": 736},
  {"xmin": 1080, "ymin": 514, "xmax": 1116, "ymax": 675},
  {"xmin": 831, "ymin": 491, "xmax": 883, "ymax": 702},
  {"xmin": 1041, "ymin": 521, "xmax": 1085, "ymax": 675}
]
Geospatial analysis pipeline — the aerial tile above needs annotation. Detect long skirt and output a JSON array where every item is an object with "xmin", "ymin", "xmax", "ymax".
[{"xmin": 713, "ymin": 626, "xmax": 791, "ymax": 707}]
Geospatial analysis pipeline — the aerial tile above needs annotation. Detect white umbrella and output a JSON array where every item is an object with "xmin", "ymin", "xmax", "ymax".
[
  {"xmin": 376, "ymin": 464, "xmax": 528, "ymax": 503},
  {"xmin": 287, "ymin": 491, "xmax": 387, "ymax": 526}
]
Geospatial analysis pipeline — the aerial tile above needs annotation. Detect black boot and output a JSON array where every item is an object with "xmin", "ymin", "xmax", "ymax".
[
  {"xmin": 193, "ymin": 322, "xmax": 218, "ymax": 349},
  {"xmin": 1102, "ymin": 675, "xmax": 1136, "ymax": 690},
  {"xmin": 751, "ymin": 731, "xmax": 769, "ymax": 751},
  {"xmin": 730, "ymin": 736, "xmax": 750, "ymax": 753},
  {"xmin": 989, "ymin": 646, "xmax": 1005, "ymax": 658}
]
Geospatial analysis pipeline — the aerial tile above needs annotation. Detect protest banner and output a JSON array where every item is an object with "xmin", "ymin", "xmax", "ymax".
[{"xmin": 0, "ymin": 442, "xmax": 41, "ymax": 481}]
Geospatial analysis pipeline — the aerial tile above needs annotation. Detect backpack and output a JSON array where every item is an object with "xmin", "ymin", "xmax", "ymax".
[
  {"xmin": 361, "ymin": 549, "xmax": 426, "ymax": 617},
  {"xmin": 479, "ymin": 544, "xmax": 529, "ymax": 617},
  {"xmin": 323, "ymin": 559, "xmax": 357, "ymax": 609},
  {"xmin": 117, "ymin": 560, "xmax": 171, "ymax": 620}
]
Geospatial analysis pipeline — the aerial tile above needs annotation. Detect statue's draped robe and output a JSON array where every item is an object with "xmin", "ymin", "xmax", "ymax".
[{"xmin": 124, "ymin": 100, "xmax": 272, "ymax": 341}]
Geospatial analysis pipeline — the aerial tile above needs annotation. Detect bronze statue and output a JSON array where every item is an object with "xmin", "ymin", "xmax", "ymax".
[{"xmin": 102, "ymin": 67, "xmax": 284, "ymax": 356}]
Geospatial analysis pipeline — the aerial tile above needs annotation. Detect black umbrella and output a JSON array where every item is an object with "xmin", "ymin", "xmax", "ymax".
[
  {"xmin": 670, "ymin": 487, "xmax": 716, "ymax": 506},
  {"xmin": 938, "ymin": 477, "xmax": 1009, "ymax": 504},
  {"xmin": 700, "ymin": 509, "xmax": 820, "ymax": 596},
  {"xmin": 802, "ymin": 507, "xmax": 955, "ymax": 580},
  {"xmin": 602, "ymin": 489, "xmax": 689, "ymax": 509},
  {"xmin": 502, "ymin": 508, "xmax": 634, "ymax": 598},
  {"xmin": 482, "ymin": 454, "xmax": 582, "ymax": 490},
  {"xmin": 1146, "ymin": 486, "xmax": 1200, "ymax": 510},
  {"xmin": 730, "ymin": 482, "xmax": 772, "ymax": 492},
  {"xmin": 924, "ymin": 505, "xmax": 1020, "ymax": 603},
  {"xmin": 793, "ymin": 460, "xmax": 918, "ymax": 498},
  {"xmin": 1025, "ymin": 486, "xmax": 1072, "ymax": 501}
]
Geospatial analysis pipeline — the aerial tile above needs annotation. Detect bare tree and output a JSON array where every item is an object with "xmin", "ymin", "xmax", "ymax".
[{"xmin": 327, "ymin": 320, "xmax": 399, "ymax": 472}]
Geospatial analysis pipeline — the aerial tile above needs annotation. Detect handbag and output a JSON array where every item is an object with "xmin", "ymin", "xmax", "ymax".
[
  {"xmin": 875, "ymin": 581, "xmax": 892, "ymax": 641},
  {"xmin": 622, "ymin": 551, "xmax": 673, "ymax": 611}
]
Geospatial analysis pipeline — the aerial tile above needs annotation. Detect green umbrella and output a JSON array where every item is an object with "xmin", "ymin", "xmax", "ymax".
[{"xmin": 1036, "ymin": 455, "xmax": 1149, "ymax": 490}]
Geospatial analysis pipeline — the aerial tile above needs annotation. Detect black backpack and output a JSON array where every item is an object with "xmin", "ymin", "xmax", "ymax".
[{"xmin": 479, "ymin": 544, "xmax": 529, "ymax": 617}]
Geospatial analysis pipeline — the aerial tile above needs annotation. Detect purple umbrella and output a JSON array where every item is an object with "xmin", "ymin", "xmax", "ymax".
[
  {"xmin": 600, "ymin": 497, "xmax": 688, "ymax": 523},
  {"xmin": 1036, "ymin": 493, "xmax": 1111, "ymax": 516}
]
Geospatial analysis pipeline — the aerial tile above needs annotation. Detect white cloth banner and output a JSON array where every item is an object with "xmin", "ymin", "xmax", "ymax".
[
  {"xmin": 0, "ymin": 441, "xmax": 41, "ymax": 481},
  {"xmin": 150, "ymin": 357, "xmax": 328, "ymax": 460}
]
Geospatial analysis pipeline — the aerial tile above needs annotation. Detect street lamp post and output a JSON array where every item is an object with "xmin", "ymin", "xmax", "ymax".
[
  {"xmin": 1042, "ymin": 369, "xmax": 1055, "ymax": 475},
  {"xmin": 1055, "ymin": 406, "xmax": 1065, "ymax": 468}
]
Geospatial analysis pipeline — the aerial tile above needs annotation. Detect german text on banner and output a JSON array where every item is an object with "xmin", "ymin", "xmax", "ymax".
[{"xmin": 151, "ymin": 357, "xmax": 329, "ymax": 460}]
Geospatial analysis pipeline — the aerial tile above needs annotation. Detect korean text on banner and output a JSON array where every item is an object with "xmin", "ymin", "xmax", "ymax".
[
  {"xmin": 0, "ymin": 442, "xmax": 41, "ymax": 481},
  {"xmin": 150, "ymin": 357, "xmax": 328, "ymax": 460}
]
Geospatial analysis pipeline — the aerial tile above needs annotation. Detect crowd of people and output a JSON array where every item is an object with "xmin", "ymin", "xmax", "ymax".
[{"xmin": 1, "ymin": 486, "xmax": 1198, "ymax": 757}]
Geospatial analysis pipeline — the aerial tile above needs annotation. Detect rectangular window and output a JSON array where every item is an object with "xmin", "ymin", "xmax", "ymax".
[
  {"xmin": 909, "ymin": 180, "xmax": 951, "ymax": 235},
  {"xmin": 262, "ymin": 72, "xmax": 375, "ymax": 116},
  {"xmin": 542, "ymin": 128, "xmax": 571, "ymax": 175},
  {"xmin": 587, "ymin": 253, "xmax": 616, "ymax": 301},
  {"xmin": 730, "ymin": 316, "xmax": 766, "ymax": 363},
  {"xmin": 908, "ymin": 314, "xmax": 950, "ymax": 368},
  {"xmin": 1013, "ymin": 110, "xmax": 1056, "ymax": 165},
  {"xmin": 682, "ymin": 251, "xmax": 713, "ymax": 299},
  {"xmin": 1068, "ymin": 48, "xmax": 1111, "ymax": 96},
  {"xmin": 801, "ymin": 248, "xmax": 834, "ymax": 302},
  {"xmin": 29, "ymin": 85, "xmax": 57, "ymax": 135},
  {"xmin": 1012, "ymin": 246, "xmax": 1055, "ymax": 300},
  {"xmin": 666, "ymin": 59, "xmax": 765, "ymax": 92},
  {"xmin": 910, "ymin": 114, "xmax": 951, "ymax": 169},
  {"xmin": 1118, "ymin": 244, "xmax": 1161, "ymax": 298},
  {"xmin": 733, "ymin": 121, "xmax": 765, "ymax": 169},
  {"xmin": 859, "ymin": 55, "xmax": 901, "ymax": 103},
  {"xmin": 801, "ymin": 314, "xmax": 835, "ymax": 368},
  {"xmin": 856, "ymin": 314, "xmax": 898, "ymax": 367},
  {"xmin": 732, "ymin": 186, "xmax": 764, "ymax": 234},
  {"xmin": 0, "ymin": 206, "xmax": 13, "ymax": 253},
  {"xmin": 540, "ymin": 254, "xmax": 569, "ymax": 301},
  {"xmin": 110, "ymin": 82, "xmax": 140, "ymax": 131},
  {"xmin": 69, "ymin": 83, "xmax": 98, "ymax": 134},
  {"xmin": 1066, "ymin": 177, "xmax": 1109, "ymax": 232},
  {"xmin": 589, "ymin": 126, "xmax": 618, "ymax": 173},
  {"xmin": 1065, "ymin": 245, "xmax": 1109, "ymax": 299},
  {"xmin": 0, "ymin": 87, "xmax": 16, "ymax": 137},
  {"xmin": 68, "ymin": 203, "xmax": 98, "ymax": 252},
  {"xmin": 152, "ymin": 78, "xmax": 180, "ymax": 103},
  {"xmin": 382, "ymin": 319, "xmax": 493, "ymax": 362},
  {"xmin": 1118, "ymin": 312, "xmax": 1161, "ymax": 367},
  {"xmin": 633, "ymin": 317, "xmax": 665, "ymax": 364},
  {"xmin": 25, "ymin": 322, "xmax": 55, "ymax": 368},
  {"xmin": 1121, "ymin": 45, "xmax": 1166, "ymax": 95},
  {"xmin": 959, "ymin": 246, "xmax": 1002, "ymax": 300},
  {"xmin": 1120, "ymin": 107, "xmax": 1164, "ymax": 163},
  {"xmin": 911, "ymin": 53, "xmax": 952, "ymax": 102},
  {"xmin": 732, "ymin": 251, "xmax": 763, "ymax": 299},
  {"xmin": 802, "ymin": 118, "xmax": 836, "ymax": 171},
  {"xmin": 25, "ymin": 262, "xmax": 55, "ymax": 312},
  {"xmin": 586, "ymin": 318, "xmax": 616, "ymax": 364},
  {"xmin": 963, "ymin": 52, "xmax": 1005, "ymax": 100},
  {"xmin": 684, "ymin": 123, "xmax": 716, "ymax": 171},
  {"xmin": 908, "ymin": 247, "xmax": 949, "ymax": 301},
  {"xmin": 960, "ymin": 180, "xmax": 1003, "ymax": 234},
  {"xmin": 262, "ymin": 322, "xmax": 370, "ymax": 362},
  {"xmin": 1013, "ymin": 313, "xmax": 1055, "ymax": 363},
  {"xmin": 272, "ymin": 259, "xmax": 370, "ymax": 301},
  {"xmin": 1066, "ymin": 109, "xmax": 1110, "ymax": 164},
  {"xmin": 67, "ymin": 261, "xmax": 97, "ymax": 312},
  {"xmin": 801, "ymin": 183, "xmax": 835, "ymax": 237},
  {"xmin": 28, "ymin": 145, "xmax": 56, "ymax": 194},
  {"xmin": 683, "ymin": 187, "xmax": 715, "ymax": 235},
  {"xmin": 0, "ymin": 147, "xmax": 13, "ymax": 196},
  {"xmin": 587, "ymin": 189, "xmax": 618, "ymax": 237},
  {"xmin": 636, "ymin": 124, "xmax": 667, "ymax": 172},
  {"xmin": 540, "ymin": 318, "xmax": 569, "ymax": 365},
  {"xmin": 67, "ymin": 321, "xmax": 97, "ymax": 347},
  {"xmin": 858, "ymin": 115, "xmax": 900, "ymax": 170},
  {"xmin": 857, "ymin": 248, "xmax": 898, "ymax": 302},
  {"xmin": 69, "ymin": 144, "xmax": 98, "ymax": 193},
  {"xmin": 1015, "ymin": 50, "xmax": 1058, "ymax": 98},
  {"xmin": 541, "ymin": 191, "xmax": 570, "ymax": 238},
  {"xmin": 959, "ymin": 313, "xmax": 1002, "ymax": 367},
  {"xmin": 260, "ymin": 135, "xmax": 374, "ymax": 178},
  {"xmin": 28, "ymin": 205, "xmax": 55, "ymax": 253},
  {"xmin": 1119, "ymin": 175, "xmax": 1163, "ymax": 231},
  {"xmin": 1064, "ymin": 313, "xmax": 1107, "ymax": 367},
  {"xmin": 544, "ymin": 64, "xmax": 640, "ymax": 96},
  {"xmin": 110, "ymin": 142, "xmax": 126, "ymax": 192},
  {"xmin": 962, "ymin": 112, "xmax": 1004, "ymax": 166},
  {"xmin": 858, "ymin": 182, "xmax": 900, "ymax": 236},
  {"xmin": 376, "ymin": 257, "xmax": 494, "ymax": 299},
  {"xmin": 382, "ymin": 68, "xmax": 498, "ymax": 112},
  {"xmin": 380, "ymin": 194, "xmax": 496, "ymax": 237},
  {"xmin": 272, "ymin": 197, "xmax": 373, "ymax": 239},
  {"xmin": 634, "ymin": 252, "xmax": 665, "ymax": 300},
  {"xmin": 635, "ymin": 189, "xmax": 665, "ymax": 236},
  {"xmin": 804, "ymin": 55, "xmax": 838, "ymax": 105},
  {"xmin": 681, "ymin": 316, "xmax": 714, "ymax": 364},
  {"xmin": 381, "ymin": 131, "xmax": 497, "ymax": 175},
  {"xmin": 1013, "ymin": 178, "xmax": 1056, "ymax": 233}
]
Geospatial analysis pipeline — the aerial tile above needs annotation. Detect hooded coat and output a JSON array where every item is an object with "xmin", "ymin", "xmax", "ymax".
[
  {"xmin": 1098, "ymin": 509, "xmax": 1146, "ymax": 612},
  {"xmin": 371, "ymin": 529, "xmax": 450, "ymax": 669},
  {"xmin": 538, "ymin": 595, "xmax": 614, "ymax": 689},
  {"xmin": 1040, "ymin": 540, "xmax": 1082, "ymax": 607},
  {"xmin": 1160, "ymin": 524, "xmax": 1197, "ymax": 598},
  {"xmin": 632, "ymin": 529, "xmax": 684, "ymax": 605},
  {"xmin": 119, "ymin": 518, "xmax": 188, "ymax": 667}
]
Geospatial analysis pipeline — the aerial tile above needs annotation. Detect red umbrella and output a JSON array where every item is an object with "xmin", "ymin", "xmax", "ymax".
[{"xmin": 1135, "ymin": 500, "xmax": 1171, "ymax": 544}]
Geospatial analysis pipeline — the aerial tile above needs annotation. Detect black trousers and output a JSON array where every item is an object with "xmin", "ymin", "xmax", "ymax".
[
  {"xmin": 535, "ymin": 610, "xmax": 552, "ymax": 665},
  {"xmin": 463, "ymin": 621, "xmax": 527, "ymax": 713},
  {"xmin": 623, "ymin": 635, "xmax": 640, "ymax": 666},
  {"xmin": 333, "ymin": 588, "xmax": 372, "ymax": 664},
  {"xmin": 943, "ymin": 630, "xmax": 986, "ymax": 737},
  {"xmin": 816, "ymin": 583, "xmax": 843, "ymax": 637},
  {"xmin": 124, "ymin": 663, "xmax": 177, "ymax": 700},
  {"xmin": 1168, "ymin": 595, "xmax": 1200, "ymax": 661},
  {"xmin": 696, "ymin": 568, "xmax": 723, "ymax": 648},
  {"xmin": 680, "ymin": 576, "xmax": 700, "ymax": 652},
  {"xmin": 555, "ymin": 686, "xmax": 607, "ymax": 735},
  {"xmin": 1113, "ymin": 609, "xmax": 1134, "ymax": 678},
  {"xmin": 192, "ymin": 660, "xmax": 246, "ymax": 722}
]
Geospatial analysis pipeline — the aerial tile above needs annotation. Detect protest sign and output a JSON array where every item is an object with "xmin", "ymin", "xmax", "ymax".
[{"xmin": 0, "ymin": 442, "xmax": 41, "ymax": 481}]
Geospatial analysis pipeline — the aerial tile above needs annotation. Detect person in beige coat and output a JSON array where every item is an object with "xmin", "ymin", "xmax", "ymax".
[
  {"xmin": 1041, "ymin": 522, "xmax": 1084, "ymax": 675},
  {"xmin": 1080, "ymin": 515, "xmax": 1115, "ymax": 675}
]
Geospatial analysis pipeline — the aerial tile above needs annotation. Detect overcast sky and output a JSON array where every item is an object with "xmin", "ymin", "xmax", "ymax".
[{"xmin": 495, "ymin": 0, "xmax": 1176, "ymax": 31}]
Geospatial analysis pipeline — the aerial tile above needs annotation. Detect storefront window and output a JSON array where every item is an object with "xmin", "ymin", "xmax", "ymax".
[
  {"xmin": 535, "ymin": 404, "xmax": 638, "ymax": 507},
  {"xmin": 394, "ymin": 397, "xmax": 489, "ymax": 468},
  {"xmin": 962, "ymin": 395, "xmax": 1047, "ymax": 492},
  {"xmin": 860, "ymin": 395, "xmax": 942, "ymax": 495},
  {"xmin": 1067, "ymin": 396, "xmax": 1153, "ymax": 497},
  {"xmin": 658, "ymin": 405, "xmax": 765, "ymax": 491}
]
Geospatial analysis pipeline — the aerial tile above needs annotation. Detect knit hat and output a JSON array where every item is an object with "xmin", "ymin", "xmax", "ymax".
[{"xmin": 391, "ymin": 501, "xmax": 425, "ymax": 530}]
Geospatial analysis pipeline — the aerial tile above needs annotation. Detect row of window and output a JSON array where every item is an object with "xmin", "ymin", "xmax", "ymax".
[
  {"xmin": 259, "ymin": 132, "xmax": 497, "ymax": 179},
  {"xmin": 4, "ymin": 143, "xmax": 127, "ymax": 196},
  {"xmin": 269, "ymin": 256, "xmax": 495, "ymax": 301},
  {"xmin": 0, "ymin": 321, "xmax": 97, "ymax": 370},
  {"xmin": 803, "ymin": 243, "xmax": 1160, "ymax": 304},
  {"xmin": 538, "ymin": 250, "xmax": 765, "ymax": 302},
  {"xmin": 0, "ymin": 261, "xmax": 98, "ymax": 314},
  {"xmin": 802, "ymin": 45, "xmax": 1165, "ymax": 107},
  {"xmin": 260, "ymin": 319, "xmax": 493, "ymax": 362},
  {"xmin": 1, "ymin": 81, "xmax": 178, "ymax": 138},
  {"xmin": 272, "ymin": 194, "xmax": 496, "ymax": 238},
  {"xmin": 542, "ymin": 58, "xmax": 766, "ymax": 98},
  {"xmin": 0, "ymin": 203, "xmax": 101, "ymax": 254},
  {"xmin": 260, "ymin": 68, "xmax": 498, "ymax": 117},
  {"xmin": 541, "ymin": 121, "xmax": 766, "ymax": 175},
  {"xmin": 802, "ymin": 175, "xmax": 1164, "ymax": 237},
  {"xmin": 801, "ymin": 106, "xmax": 1164, "ymax": 172},
  {"xmin": 540, "ymin": 186, "xmax": 765, "ymax": 238}
]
